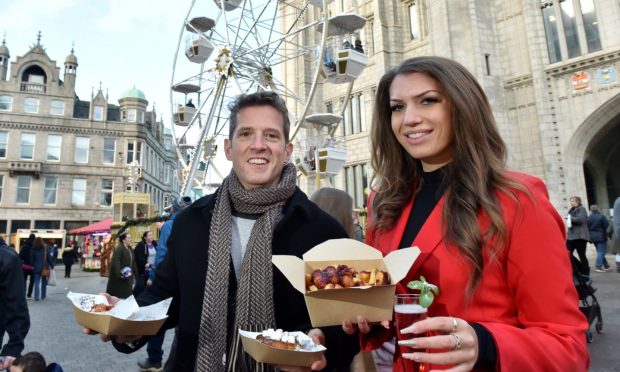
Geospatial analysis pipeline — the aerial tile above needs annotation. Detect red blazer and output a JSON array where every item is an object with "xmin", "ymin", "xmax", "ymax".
[{"xmin": 362, "ymin": 172, "xmax": 589, "ymax": 371}]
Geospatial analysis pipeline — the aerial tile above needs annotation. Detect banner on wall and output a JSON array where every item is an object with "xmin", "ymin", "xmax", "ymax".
[
  {"xmin": 572, "ymin": 71, "xmax": 590, "ymax": 91},
  {"xmin": 598, "ymin": 66, "xmax": 616, "ymax": 85}
]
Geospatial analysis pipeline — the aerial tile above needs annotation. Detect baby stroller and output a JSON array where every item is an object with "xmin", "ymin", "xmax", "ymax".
[{"xmin": 570, "ymin": 254, "xmax": 603, "ymax": 343}]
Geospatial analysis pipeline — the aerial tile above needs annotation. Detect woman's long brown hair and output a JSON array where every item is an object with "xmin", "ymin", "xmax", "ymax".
[{"xmin": 370, "ymin": 56, "xmax": 525, "ymax": 292}]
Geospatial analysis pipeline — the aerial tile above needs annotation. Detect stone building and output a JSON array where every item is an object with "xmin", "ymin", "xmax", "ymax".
[
  {"xmin": 285, "ymin": 0, "xmax": 620, "ymax": 214},
  {"xmin": 0, "ymin": 36, "xmax": 180, "ymax": 235}
]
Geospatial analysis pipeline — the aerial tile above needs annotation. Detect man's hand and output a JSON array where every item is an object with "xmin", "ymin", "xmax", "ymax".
[
  {"xmin": 81, "ymin": 293, "xmax": 142, "ymax": 343},
  {"xmin": 342, "ymin": 315, "xmax": 390, "ymax": 335},
  {"xmin": 0, "ymin": 355, "xmax": 16, "ymax": 369},
  {"xmin": 275, "ymin": 329, "xmax": 327, "ymax": 371}
]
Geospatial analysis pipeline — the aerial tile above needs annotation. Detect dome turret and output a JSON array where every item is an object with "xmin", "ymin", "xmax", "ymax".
[
  {"xmin": 0, "ymin": 39, "xmax": 9, "ymax": 57},
  {"xmin": 65, "ymin": 49, "xmax": 78, "ymax": 65},
  {"xmin": 120, "ymin": 87, "xmax": 147, "ymax": 101}
]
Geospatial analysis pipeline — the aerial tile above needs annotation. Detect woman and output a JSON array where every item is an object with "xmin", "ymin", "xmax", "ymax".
[
  {"xmin": 62, "ymin": 243, "xmax": 78, "ymax": 278},
  {"xmin": 18, "ymin": 233, "xmax": 36, "ymax": 299},
  {"xmin": 567, "ymin": 196, "xmax": 591, "ymax": 276},
  {"xmin": 343, "ymin": 57, "xmax": 589, "ymax": 371},
  {"xmin": 587, "ymin": 204, "xmax": 610, "ymax": 272},
  {"xmin": 106, "ymin": 233, "xmax": 137, "ymax": 299},
  {"xmin": 30, "ymin": 237, "xmax": 53, "ymax": 301},
  {"xmin": 132, "ymin": 230, "xmax": 157, "ymax": 296}
]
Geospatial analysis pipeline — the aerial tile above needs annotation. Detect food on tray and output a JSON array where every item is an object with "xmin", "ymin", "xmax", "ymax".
[
  {"xmin": 256, "ymin": 329, "xmax": 310, "ymax": 351},
  {"xmin": 90, "ymin": 303, "xmax": 115, "ymax": 313},
  {"xmin": 305, "ymin": 265, "xmax": 389, "ymax": 291}
]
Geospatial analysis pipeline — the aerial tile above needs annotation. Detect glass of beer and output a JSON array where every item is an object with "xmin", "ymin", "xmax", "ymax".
[{"xmin": 394, "ymin": 293, "xmax": 428, "ymax": 372}]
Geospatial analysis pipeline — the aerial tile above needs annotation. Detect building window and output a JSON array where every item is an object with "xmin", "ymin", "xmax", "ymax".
[
  {"xmin": 16, "ymin": 175, "xmax": 31, "ymax": 204},
  {"xmin": 50, "ymin": 99, "xmax": 65, "ymax": 116},
  {"xmin": 164, "ymin": 138, "xmax": 172, "ymax": 150},
  {"xmin": 103, "ymin": 138, "xmax": 115, "ymax": 164},
  {"xmin": 100, "ymin": 179, "xmax": 113, "ymax": 206},
  {"xmin": 138, "ymin": 111, "xmax": 144, "ymax": 124},
  {"xmin": 46, "ymin": 134, "xmax": 62, "ymax": 161},
  {"xmin": 541, "ymin": 0, "xmax": 602, "ymax": 63},
  {"xmin": 128, "ymin": 109, "xmax": 137, "ymax": 122},
  {"xmin": 0, "ymin": 175, "xmax": 3, "ymax": 203},
  {"xmin": 43, "ymin": 176, "xmax": 58, "ymax": 204},
  {"xmin": 0, "ymin": 131, "xmax": 7, "ymax": 158},
  {"xmin": 24, "ymin": 97, "xmax": 39, "ymax": 113},
  {"xmin": 0, "ymin": 95, "xmax": 12, "ymax": 111},
  {"xmin": 93, "ymin": 105, "xmax": 104, "ymax": 121},
  {"xmin": 20, "ymin": 133, "xmax": 35, "ymax": 160},
  {"xmin": 121, "ymin": 110, "xmax": 127, "ymax": 120},
  {"xmin": 344, "ymin": 163, "xmax": 369, "ymax": 208},
  {"xmin": 409, "ymin": 2, "xmax": 420, "ymax": 40},
  {"xmin": 126, "ymin": 140, "xmax": 143, "ymax": 165},
  {"xmin": 75, "ymin": 136, "xmax": 89, "ymax": 163},
  {"xmin": 72, "ymin": 179, "xmax": 87, "ymax": 206}
]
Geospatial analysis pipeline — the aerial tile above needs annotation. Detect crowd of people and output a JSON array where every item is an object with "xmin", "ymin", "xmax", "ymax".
[{"xmin": 4, "ymin": 56, "xmax": 619, "ymax": 372}]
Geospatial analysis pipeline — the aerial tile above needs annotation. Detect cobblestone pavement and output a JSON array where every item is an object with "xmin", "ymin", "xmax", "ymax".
[
  {"xmin": 18, "ymin": 249, "xmax": 620, "ymax": 371},
  {"xmin": 22, "ymin": 269, "xmax": 172, "ymax": 371}
]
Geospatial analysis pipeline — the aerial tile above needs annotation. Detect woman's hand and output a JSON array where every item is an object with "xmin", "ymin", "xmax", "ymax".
[
  {"xmin": 342, "ymin": 315, "xmax": 391, "ymax": 335},
  {"xmin": 399, "ymin": 316, "xmax": 478, "ymax": 372},
  {"xmin": 275, "ymin": 329, "xmax": 326, "ymax": 371}
]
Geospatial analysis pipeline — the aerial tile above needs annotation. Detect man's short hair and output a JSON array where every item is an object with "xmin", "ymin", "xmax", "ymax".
[
  {"xmin": 12, "ymin": 352, "xmax": 46, "ymax": 372},
  {"xmin": 228, "ymin": 91, "xmax": 291, "ymax": 143}
]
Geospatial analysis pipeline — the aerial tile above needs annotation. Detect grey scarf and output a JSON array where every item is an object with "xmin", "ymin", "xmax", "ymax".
[{"xmin": 195, "ymin": 163, "xmax": 297, "ymax": 372}]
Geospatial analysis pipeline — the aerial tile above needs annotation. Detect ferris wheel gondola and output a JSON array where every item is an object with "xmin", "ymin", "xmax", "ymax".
[{"xmin": 170, "ymin": 0, "xmax": 368, "ymax": 195}]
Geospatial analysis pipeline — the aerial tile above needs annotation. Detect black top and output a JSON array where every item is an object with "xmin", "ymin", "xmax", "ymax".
[
  {"xmin": 0, "ymin": 239, "xmax": 30, "ymax": 357},
  {"xmin": 399, "ymin": 167, "xmax": 445, "ymax": 248}
]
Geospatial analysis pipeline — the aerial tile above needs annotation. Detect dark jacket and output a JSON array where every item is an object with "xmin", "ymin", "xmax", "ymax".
[
  {"xmin": 587, "ymin": 211, "xmax": 609, "ymax": 243},
  {"xmin": 113, "ymin": 188, "xmax": 359, "ymax": 371},
  {"xmin": 567, "ymin": 205, "xmax": 590, "ymax": 241},
  {"xmin": 62, "ymin": 248, "xmax": 78, "ymax": 266},
  {"xmin": 30, "ymin": 245, "xmax": 54, "ymax": 273},
  {"xmin": 18, "ymin": 242, "xmax": 33, "ymax": 271},
  {"xmin": 133, "ymin": 240, "xmax": 157, "ymax": 277},
  {"xmin": 106, "ymin": 242, "xmax": 137, "ymax": 299},
  {"xmin": 0, "ymin": 238, "xmax": 30, "ymax": 357}
]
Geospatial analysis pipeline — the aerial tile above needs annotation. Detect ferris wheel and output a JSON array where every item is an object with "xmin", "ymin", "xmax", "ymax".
[{"xmin": 170, "ymin": 0, "xmax": 369, "ymax": 194}]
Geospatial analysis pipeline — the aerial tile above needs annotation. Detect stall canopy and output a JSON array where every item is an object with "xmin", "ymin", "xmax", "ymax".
[{"xmin": 68, "ymin": 217, "xmax": 113, "ymax": 235}]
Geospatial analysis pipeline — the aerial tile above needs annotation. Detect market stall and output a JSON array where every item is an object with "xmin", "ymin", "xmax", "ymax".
[{"xmin": 68, "ymin": 217, "xmax": 113, "ymax": 271}]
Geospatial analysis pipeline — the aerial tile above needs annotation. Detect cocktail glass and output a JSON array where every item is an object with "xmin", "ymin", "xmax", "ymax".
[{"xmin": 394, "ymin": 293, "xmax": 428, "ymax": 372}]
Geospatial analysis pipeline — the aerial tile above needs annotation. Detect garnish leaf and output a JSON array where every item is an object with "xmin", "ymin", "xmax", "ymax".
[{"xmin": 406, "ymin": 276, "xmax": 439, "ymax": 308}]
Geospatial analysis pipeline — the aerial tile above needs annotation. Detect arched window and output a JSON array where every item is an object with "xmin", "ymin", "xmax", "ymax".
[{"xmin": 20, "ymin": 65, "xmax": 48, "ymax": 93}]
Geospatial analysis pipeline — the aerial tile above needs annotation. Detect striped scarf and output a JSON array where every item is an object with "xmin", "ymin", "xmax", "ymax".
[{"xmin": 195, "ymin": 163, "xmax": 297, "ymax": 372}]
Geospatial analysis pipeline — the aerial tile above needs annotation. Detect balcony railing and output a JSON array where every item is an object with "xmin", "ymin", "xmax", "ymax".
[{"xmin": 20, "ymin": 82, "xmax": 46, "ymax": 94}]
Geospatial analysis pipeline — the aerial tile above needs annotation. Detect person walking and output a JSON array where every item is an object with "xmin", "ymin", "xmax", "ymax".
[
  {"xmin": 613, "ymin": 197, "xmax": 620, "ymax": 273},
  {"xmin": 105, "ymin": 233, "xmax": 137, "ymax": 299},
  {"xmin": 588, "ymin": 204, "xmax": 610, "ymax": 272},
  {"xmin": 567, "ymin": 196, "xmax": 591, "ymax": 276},
  {"xmin": 0, "ymin": 236, "xmax": 30, "ymax": 370},
  {"xmin": 61, "ymin": 244, "xmax": 78, "ymax": 278},
  {"xmin": 29, "ymin": 237, "xmax": 53, "ymax": 301},
  {"xmin": 133, "ymin": 231, "xmax": 157, "ymax": 298},
  {"xmin": 87, "ymin": 91, "xmax": 359, "ymax": 371},
  {"xmin": 18, "ymin": 234, "xmax": 35, "ymax": 300}
]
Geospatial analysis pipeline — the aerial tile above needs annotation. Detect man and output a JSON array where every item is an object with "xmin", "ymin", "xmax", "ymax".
[
  {"xmin": 614, "ymin": 197, "xmax": 620, "ymax": 273},
  {"xmin": 95, "ymin": 91, "xmax": 358, "ymax": 371},
  {"xmin": 0, "ymin": 236, "xmax": 30, "ymax": 370},
  {"xmin": 137, "ymin": 195, "xmax": 192, "ymax": 372}
]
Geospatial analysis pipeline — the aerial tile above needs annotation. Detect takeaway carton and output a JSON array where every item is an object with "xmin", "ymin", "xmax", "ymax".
[
  {"xmin": 68, "ymin": 292, "xmax": 171, "ymax": 336},
  {"xmin": 239, "ymin": 329, "xmax": 326, "ymax": 367},
  {"xmin": 272, "ymin": 238, "xmax": 419, "ymax": 327}
]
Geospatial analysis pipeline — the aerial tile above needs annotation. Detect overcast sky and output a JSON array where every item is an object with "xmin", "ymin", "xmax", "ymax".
[{"xmin": 0, "ymin": 0, "xmax": 190, "ymax": 129}]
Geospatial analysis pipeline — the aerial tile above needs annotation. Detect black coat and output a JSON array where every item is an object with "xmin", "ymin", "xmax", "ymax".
[
  {"xmin": 133, "ymin": 240, "xmax": 157, "ymax": 277},
  {"xmin": 588, "ymin": 211, "xmax": 609, "ymax": 243},
  {"xmin": 0, "ymin": 240, "xmax": 30, "ymax": 357},
  {"xmin": 62, "ymin": 248, "xmax": 78, "ymax": 266},
  {"xmin": 114, "ymin": 188, "xmax": 359, "ymax": 371}
]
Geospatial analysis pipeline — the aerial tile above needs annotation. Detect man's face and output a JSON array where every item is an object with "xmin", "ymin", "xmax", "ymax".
[{"xmin": 225, "ymin": 105, "xmax": 293, "ymax": 190}]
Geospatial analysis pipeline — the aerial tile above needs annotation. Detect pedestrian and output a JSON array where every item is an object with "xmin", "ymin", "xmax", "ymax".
[
  {"xmin": 105, "ymin": 233, "xmax": 137, "ymax": 299},
  {"xmin": 353, "ymin": 212, "xmax": 364, "ymax": 242},
  {"xmin": 613, "ymin": 197, "xmax": 620, "ymax": 273},
  {"xmin": 87, "ymin": 91, "xmax": 359, "ymax": 371},
  {"xmin": 0, "ymin": 236, "xmax": 30, "ymax": 370},
  {"xmin": 567, "ymin": 195, "xmax": 591, "ymax": 276},
  {"xmin": 61, "ymin": 245, "xmax": 77, "ymax": 278},
  {"xmin": 342, "ymin": 56, "xmax": 589, "ymax": 371},
  {"xmin": 18, "ymin": 234, "xmax": 35, "ymax": 300},
  {"xmin": 8, "ymin": 351, "xmax": 63, "ymax": 372},
  {"xmin": 588, "ymin": 204, "xmax": 610, "ymax": 272},
  {"xmin": 29, "ymin": 238, "xmax": 52, "ymax": 301},
  {"xmin": 132, "ymin": 231, "xmax": 157, "ymax": 298}
]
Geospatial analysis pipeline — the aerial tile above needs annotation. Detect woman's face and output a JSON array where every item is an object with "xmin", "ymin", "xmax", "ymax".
[
  {"xmin": 145, "ymin": 231, "xmax": 153, "ymax": 243},
  {"xmin": 389, "ymin": 72, "xmax": 455, "ymax": 172},
  {"xmin": 570, "ymin": 198, "xmax": 579, "ymax": 208}
]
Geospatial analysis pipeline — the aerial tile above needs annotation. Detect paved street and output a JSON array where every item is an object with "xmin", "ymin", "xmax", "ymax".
[
  {"xmin": 23, "ymin": 270, "xmax": 173, "ymax": 371},
  {"xmin": 18, "ymin": 250, "xmax": 620, "ymax": 371}
]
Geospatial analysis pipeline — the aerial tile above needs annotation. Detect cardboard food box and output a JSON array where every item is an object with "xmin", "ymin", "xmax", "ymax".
[
  {"xmin": 273, "ymin": 238, "xmax": 419, "ymax": 327},
  {"xmin": 239, "ymin": 329, "xmax": 326, "ymax": 367},
  {"xmin": 68, "ymin": 292, "xmax": 171, "ymax": 336}
]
